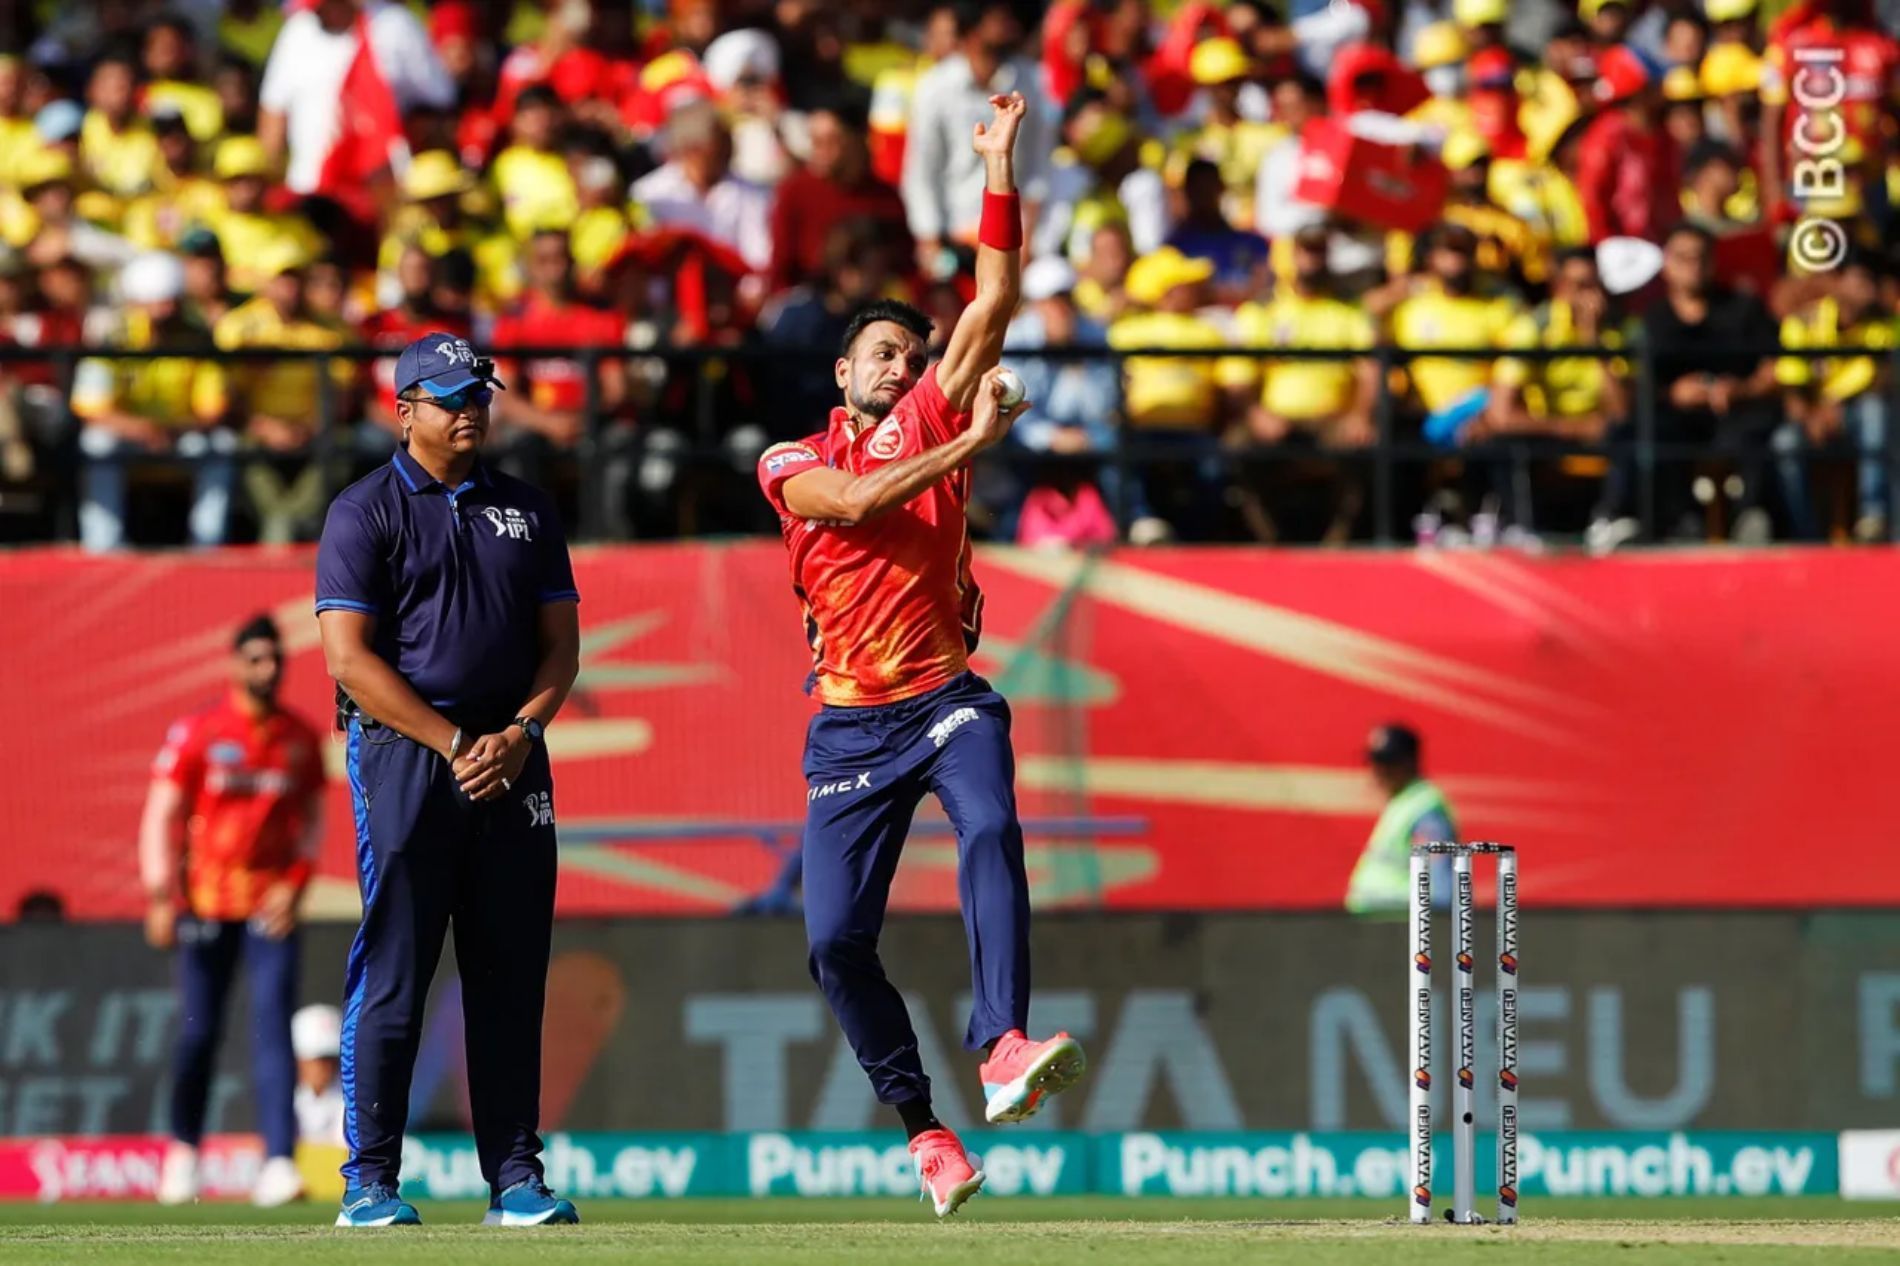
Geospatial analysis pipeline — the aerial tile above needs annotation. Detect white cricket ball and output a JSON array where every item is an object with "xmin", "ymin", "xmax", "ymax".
[{"xmin": 995, "ymin": 367, "xmax": 1026, "ymax": 409}]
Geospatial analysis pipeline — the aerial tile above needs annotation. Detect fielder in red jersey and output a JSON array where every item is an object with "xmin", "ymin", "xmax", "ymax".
[
  {"xmin": 138, "ymin": 614, "xmax": 324, "ymax": 1208},
  {"xmin": 757, "ymin": 91, "xmax": 1087, "ymax": 1219}
]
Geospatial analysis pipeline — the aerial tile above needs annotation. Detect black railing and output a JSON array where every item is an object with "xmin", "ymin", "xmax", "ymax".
[{"xmin": 3, "ymin": 341, "xmax": 1897, "ymax": 545}]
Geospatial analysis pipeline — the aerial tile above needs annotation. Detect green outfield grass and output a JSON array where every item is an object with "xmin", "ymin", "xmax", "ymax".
[{"xmin": 0, "ymin": 1198, "xmax": 1896, "ymax": 1265}]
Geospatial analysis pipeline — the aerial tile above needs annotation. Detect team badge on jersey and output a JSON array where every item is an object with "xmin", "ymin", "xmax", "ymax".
[{"xmin": 866, "ymin": 418, "xmax": 905, "ymax": 461}]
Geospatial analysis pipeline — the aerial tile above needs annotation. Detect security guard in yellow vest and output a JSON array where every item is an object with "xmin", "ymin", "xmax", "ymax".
[{"xmin": 1346, "ymin": 724, "xmax": 1459, "ymax": 914}]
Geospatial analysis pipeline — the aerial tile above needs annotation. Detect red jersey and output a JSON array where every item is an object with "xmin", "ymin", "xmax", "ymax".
[
  {"xmin": 152, "ymin": 695, "xmax": 325, "ymax": 921},
  {"xmin": 1761, "ymin": 8, "xmax": 1900, "ymax": 152},
  {"xmin": 758, "ymin": 366, "xmax": 981, "ymax": 707},
  {"xmin": 490, "ymin": 293, "xmax": 625, "ymax": 413}
]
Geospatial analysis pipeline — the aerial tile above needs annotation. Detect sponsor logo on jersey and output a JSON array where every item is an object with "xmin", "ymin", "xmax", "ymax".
[
  {"xmin": 482, "ymin": 506, "xmax": 533, "ymax": 540},
  {"xmin": 765, "ymin": 444, "xmax": 819, "ymax": 474},
  {"xmin": 928, "ymin": 707, "xmax": 980, "ymax": 748}
]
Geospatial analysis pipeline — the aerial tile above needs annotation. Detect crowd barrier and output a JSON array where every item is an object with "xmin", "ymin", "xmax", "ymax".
[{"xmin": 4, "ymin": 342, "xmax": 1897, "ymax": 544}]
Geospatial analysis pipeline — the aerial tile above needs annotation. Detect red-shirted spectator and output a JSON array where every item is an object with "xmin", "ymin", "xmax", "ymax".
[
  {"xmin": 490, "ymin": 228, "xmax": 629, "ymax": 452},
  {"xmin": 769, "ymin": 100, "xmax": 912, "ymax": 295},
  {"xmin": 1576, "ymin": 45, "xmax": 1681, "ymax": 243},
  {"xmin": 1467, "ymin": 47, "xmax": 1528, "ymax": 161},
  {"xmin": 493, "ymin": 0, "xmax": 640, "ymax": 129},
  {"xmin": 13, "ymin": 257, "xmax": 95, "ymax": 391},
  {"xmin": 1041, "ymin": 0, "xmax": 1231, "ymax": 119},
  {"xmin": 1758, "ymin": 0, "xmax": 1900, "ymax": 220},
  {"xmin": 422, "ymin": 2, "xmax": 496, "ymax": 165},
  {"xmin": 1326, "ymin": 42, "xmax": 1431, "ymax": 120}
]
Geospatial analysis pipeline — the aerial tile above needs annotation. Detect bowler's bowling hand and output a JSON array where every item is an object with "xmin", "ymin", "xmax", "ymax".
[
  {"xmin": 969, "ymin": 366, "xmax": 1030, "ymax": 450},
  {"xmin": 455, "ymin": 730, "xmax": 531, "ymax": 802}
]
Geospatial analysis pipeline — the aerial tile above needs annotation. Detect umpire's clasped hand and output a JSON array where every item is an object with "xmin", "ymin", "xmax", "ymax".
[{"xmin": 454, "ymin": 730, "xmax": 531, "ymax": 802}]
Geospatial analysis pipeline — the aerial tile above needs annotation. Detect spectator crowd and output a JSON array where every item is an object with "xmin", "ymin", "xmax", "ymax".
[{"xmin": 0, "ymin": 0, "xmax": 1896, "ymax": 550}]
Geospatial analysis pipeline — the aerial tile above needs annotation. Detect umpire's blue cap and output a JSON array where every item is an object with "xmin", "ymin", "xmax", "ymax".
[{"xmin": 394, "ymin": 332, "xmax": 507, "ymax": 398}]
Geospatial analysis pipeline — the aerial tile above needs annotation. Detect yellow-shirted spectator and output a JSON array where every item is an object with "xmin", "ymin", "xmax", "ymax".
[
  {"xmin": 219, "ymin": 0, "xmax": 286, "ymax": 69},
  {"xmin": 1389, "ymin": 223, "xmax": 1521, "ymax": 440},
  {"xmin": 503, "ymin": 0, "xmax": 550, "ymax": 48},
  {"xmin": 0, "ymin": 56, "xmax": 38, "ymax": 187},
  {"xmin": 1660, "ymin": 66, "xmax": 1714, "ymax": 168},
  {"xmin": 207, "ymin": 138, "xmax": 326, "ymax": 295},
  {"xmin": 82, "ymin": 54, "xmax": 161, "ymax": 199},
  {"xmin": 1073, "ymin": 221, "xmax": 1133, "ymax": 325},
  {"xmin": 864, "ymin": 5, "xmax": 957, "ymax": 187},
  {"xmin": 143, "ymin": 16, "xmax": 224, "ymax": 142},
  {"xmin": 844, "ymin": 34, "xmax": 921, "ymax": 88},
  {"xmin": 0, "ymin": 148, "xmax": 67, "ymax": 251},
  {"xmin": 1777, "ymin": 258, "xmax": 1896, "ymax": 541},
  {"xmin": 569, "ymin": 154, "xmax": 640, "ymax": 282},
  {"xmin": 1107, "ymin": 247, "xmax": 1245, "ymax": 543},
  {"xmin": 1173, "ymin": 38, "xmax": 1282, "ymax": 231},
  {"xmin": 1109, "ymin": 248, "xmax": 1245, "ymax": 432},
  {"xmin": 2, "ymin": 146, "xmax": 136, "ymax": 270},
  {"xmin": 1391, "ymin": 132, "xmax": 1549, "ymax": 289},
  {"xmin": 1407, "ymin": 22, "xmax": 1473, "ymax": 136},
  {"xmin": 1516, "ymin": 63, "xmax": 1581, "ymax": 169},
  {"xmin": 1494, "ymin": 247, "xmax": 1629, "ymax": 441},
  {"xmin": 380, "ymin": 151, "xmax": 522, "ymax": 309},
  {"xmin": 206, "ymin": 263, "xmax": 356, "ymax": 544},
  {"xmin": 1229, "ymin": 227, "xmax": 1379, "ymax": 448},
  {"xmin": 122, "ymin": 109, "xmax": 227, "ymax": 251},
  {"xmin": 207, "ymin": 268, "xmax": 356, "ymax": 431},
  {"xmin": 73, "ymin": 251, "xmax": 236, "ymax": 551},
  {"xmin": 492, "ymin": 86, "xmax": 578, "ymax": 240}
]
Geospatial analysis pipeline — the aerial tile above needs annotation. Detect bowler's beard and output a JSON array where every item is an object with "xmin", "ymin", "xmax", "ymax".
[{"xmin": 848, "ymin": 383, "xmax": 897, "ymax": 420}]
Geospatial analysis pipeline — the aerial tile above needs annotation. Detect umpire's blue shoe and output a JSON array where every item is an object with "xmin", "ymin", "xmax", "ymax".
[
  {"xmin": 483, "ymin": 1178, "xmax": 580, "ymax": 1226},
  {"xmin": 334, "ymin": 1183, "xmax": 421, "ymax": 1227}
]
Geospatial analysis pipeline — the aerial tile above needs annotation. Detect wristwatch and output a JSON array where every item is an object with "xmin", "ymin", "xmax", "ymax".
[{"xmin": 511, "ymin": 716, "xmax": 544, "ymax": 746}]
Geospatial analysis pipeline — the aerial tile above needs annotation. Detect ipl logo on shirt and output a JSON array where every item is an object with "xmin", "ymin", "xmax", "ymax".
[
  {"xmin": 524, "ymin": 790, "xmax": 554, "ymax": 828},
  {"xmin": 434, "ymin": 338, "xmax": 477, "ymax": 366},
  {"xmin": 481, "ymin": 506, "xmax": 534, "ymax": 540}
]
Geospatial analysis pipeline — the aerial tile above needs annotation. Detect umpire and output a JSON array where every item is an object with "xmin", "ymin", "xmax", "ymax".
[{"xmin": 314, "ymin": 333, "xmax": 582, "ymax": 1228}]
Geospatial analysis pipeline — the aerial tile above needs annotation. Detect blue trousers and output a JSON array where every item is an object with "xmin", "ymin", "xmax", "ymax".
[
  {"xmin": 802, "ymin": 672, "xmax": 1031, "ymax": 1107},
  {"xmin": 169, "ymin": 918, "xmax": 298, "ymax": 1159},
  {"xmin": 340, "ymin": 720, "xmax": 558, "ymax": 1195}
]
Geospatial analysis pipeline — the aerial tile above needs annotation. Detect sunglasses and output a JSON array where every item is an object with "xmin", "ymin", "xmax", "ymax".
[{"xmin": 404, "ymin": 385, "xmax": 493, "ymax": 413}]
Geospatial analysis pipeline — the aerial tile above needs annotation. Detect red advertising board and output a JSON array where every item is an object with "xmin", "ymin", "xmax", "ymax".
[
  {"xmin": 0, "ymin": 1136, "xmax": 261, "ymax": 1201},
  {"xmin": 3, "ymin": 545, "xmax": 1896, "ymax": 916}
]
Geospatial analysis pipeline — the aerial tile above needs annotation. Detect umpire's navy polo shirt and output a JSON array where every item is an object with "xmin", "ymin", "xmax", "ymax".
[{"xmin": 315, "ymin": 446, "xmax": 579, "ymax": 726}]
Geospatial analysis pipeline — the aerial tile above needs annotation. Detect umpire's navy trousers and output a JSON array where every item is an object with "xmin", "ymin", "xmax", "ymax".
[
  {"xmin": 802, "ymin": 672, "xmax": 1031, "ymax": 1107},
  {"xmin": 340, "ymin": 719, "xmax": 557, "ymax": 1195},
  {"xmin": 169, "ymin": 918, "xmax": 297, "ymax": 1159}
]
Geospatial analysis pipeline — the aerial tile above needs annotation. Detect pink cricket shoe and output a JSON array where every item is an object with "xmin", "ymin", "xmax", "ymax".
[
  {"xmin": 909, "ymin": 1127, "xmax": 985, "ymax": 1218},
  {"xmin": 979, "ymin": 1029, "xmax": 1088, "ymax": 1124}
]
